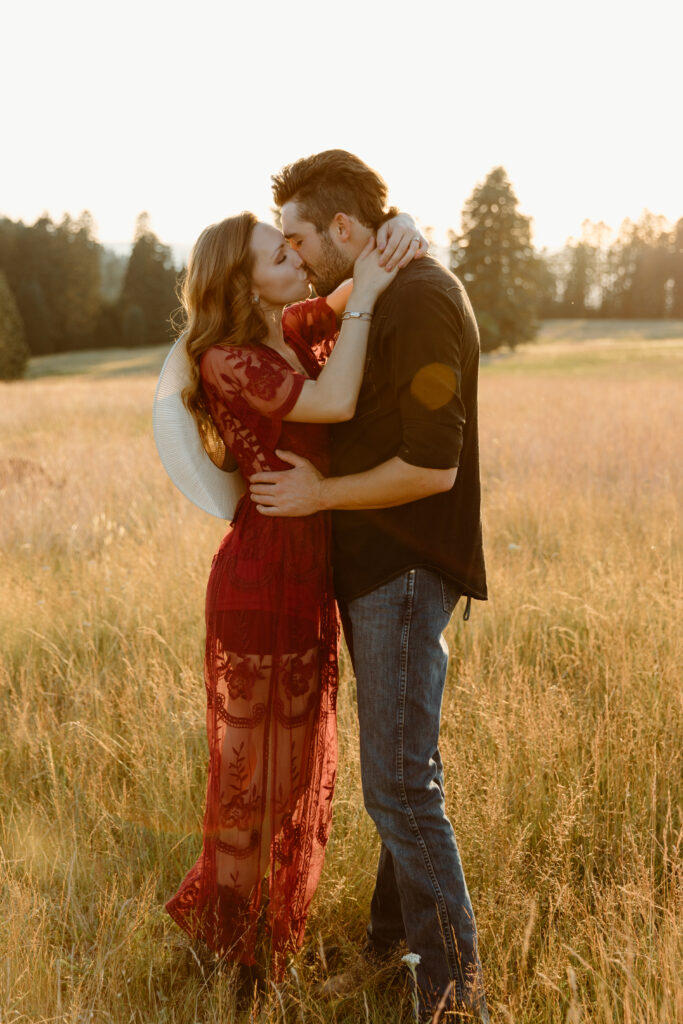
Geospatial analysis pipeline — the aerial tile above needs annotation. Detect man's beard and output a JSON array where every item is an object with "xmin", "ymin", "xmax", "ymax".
[{"xmin": 307, "ymin": 234, "xmax": 354, "ymax": 296}]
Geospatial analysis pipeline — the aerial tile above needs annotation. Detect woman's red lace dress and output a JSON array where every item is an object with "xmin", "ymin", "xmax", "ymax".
[{"xmin": 166, "ymin": 298, "xmax": 339, "ymax": 972}]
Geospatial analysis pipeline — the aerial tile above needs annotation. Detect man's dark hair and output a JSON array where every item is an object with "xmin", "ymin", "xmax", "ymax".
[{"xmin": 271, "ymin": 149, "xmax": 398, "ymax": 233}]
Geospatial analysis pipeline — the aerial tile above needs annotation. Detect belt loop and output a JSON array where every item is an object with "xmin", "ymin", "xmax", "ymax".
[{"xmin": 463, "ymin": 595, "xmax": 472, "ymax": 621}]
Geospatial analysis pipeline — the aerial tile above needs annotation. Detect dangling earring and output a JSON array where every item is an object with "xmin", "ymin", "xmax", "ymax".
[{"xmin": 251, "ymin": 294, "xmax": 260, "ymax": 305}]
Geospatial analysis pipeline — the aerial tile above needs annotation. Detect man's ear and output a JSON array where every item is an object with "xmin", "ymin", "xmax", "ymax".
[{"xmin": 330, "ymin": 212, "xmax": 354, "ymax": 242}]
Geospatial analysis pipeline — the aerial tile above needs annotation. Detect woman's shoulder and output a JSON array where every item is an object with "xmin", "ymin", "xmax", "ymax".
[
  {"xmin": 283, "ymin": 296, "xmax": 337, "ymax": 348},
  {"xmin": 201, "ymin": 342, "xmax": 295, "ymax": 397},
  {"xmin": 200, "ymin": 342, "xmax": 264, "ymax": 373}
]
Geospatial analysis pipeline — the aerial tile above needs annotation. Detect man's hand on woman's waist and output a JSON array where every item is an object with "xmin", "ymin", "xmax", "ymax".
[{"xmin": 249, "ymin": 452, "xmax": 456, "ymax": 517}]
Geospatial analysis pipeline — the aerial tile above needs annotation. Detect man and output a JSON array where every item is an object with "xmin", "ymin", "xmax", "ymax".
[{"xmin": 250, "ymin": 150, "xmax": 489, "ymax": 1023}]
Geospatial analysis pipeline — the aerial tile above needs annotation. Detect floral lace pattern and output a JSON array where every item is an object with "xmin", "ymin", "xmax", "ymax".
[{"xmin": 165, "ymin": 298, "xmax": 340, "ymax": 975}]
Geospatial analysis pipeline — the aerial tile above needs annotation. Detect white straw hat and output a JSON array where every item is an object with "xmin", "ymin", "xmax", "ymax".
[{"xmin": 153, "ymin": 334, "xmax": 246, "ymax": 519}]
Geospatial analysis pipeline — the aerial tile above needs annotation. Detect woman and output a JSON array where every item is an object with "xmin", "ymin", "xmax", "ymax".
[{"xmin": 165, "ymin": 210, "xmax": 424, "ymax": 976}]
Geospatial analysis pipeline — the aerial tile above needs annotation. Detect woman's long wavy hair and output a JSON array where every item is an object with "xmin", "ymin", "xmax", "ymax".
[{"xmin": 178, "ymin": 212, "xmax": 267, "ymax": 467}]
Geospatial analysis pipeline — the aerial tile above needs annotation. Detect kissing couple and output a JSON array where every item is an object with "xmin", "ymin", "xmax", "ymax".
[{"xmin": 155, "ymin": 149, "xmax": 488, "ymax": 1022}]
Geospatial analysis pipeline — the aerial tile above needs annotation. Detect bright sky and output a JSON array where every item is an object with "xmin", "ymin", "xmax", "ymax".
[{"xmin": 3, "ymin": 0, "xmax": 681, "ymax": 254}]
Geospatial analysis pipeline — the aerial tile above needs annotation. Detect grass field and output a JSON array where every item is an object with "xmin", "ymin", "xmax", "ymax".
[{"xmin": 1, "ymin": 322, "xmax": 682, "ymax": 1023}]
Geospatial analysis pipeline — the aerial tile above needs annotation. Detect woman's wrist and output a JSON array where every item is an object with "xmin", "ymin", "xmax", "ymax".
[
  {"xmin": 340, "ymin": 310, "xmax": 372, "ymax": 323},
  {"xmin": 347, "ymin": 287, "xmax": 376, "ymax": 311}
]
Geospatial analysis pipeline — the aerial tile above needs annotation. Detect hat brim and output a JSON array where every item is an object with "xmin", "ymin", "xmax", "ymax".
[{"xmin": 153, "ymin": 335, "xmax": 246, "ymax": 520}]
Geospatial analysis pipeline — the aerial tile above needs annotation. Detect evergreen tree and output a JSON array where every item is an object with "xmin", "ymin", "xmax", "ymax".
[
  {"xmin": 92, "ymin": 303, "xmax": 123, "ymax": 349},
  {"xmin": 118, "ymin": 213, "xmax": 179, "ymax": 346},
  {"xmin": 670, "ymin": 218, "xmax": 683, "ymax": 317},
  {"xmin": 18, "ymin": 216, "xmax": 70, "ymax": 351},
  {"xmin": 0, "ymin": 217, "xmax": 54, "ymax": 353},
  {"xmin": 450, "ymin": 167, "xmax": 541, "ymax": 351},
  {"xmin": 0, "ymin": 271, "xmax": 30, "ymax": 380},
  {"xmin": 53, "ymin": 212, "xmax": 102, "ymax": 350},
  {"xmin": 534, "ymin": 250, "xmax": 561, "ymax": 318},
  {"xmin": 99, "ymin": 247, "xmax": 127, "ymax": 304},
  {"xmin": 0, "ymin": 213, "xmax": 102, "ymax": 353},
  {"xmin": 603, "ymin": 213, "xmax": 670, "ymax": 317},
  {"xmin": 560, "ymin": 223, "xmax": 611, "ymax": 316},
  {"xmin": 17, "ymin": 279, "xmax": 54, "ymax": 354},
  {"xmin": 562, "ymin": 240, "xmax": 595, "ymax": 315},
  {"xmin": 122, "ymin": 303, "xmax": 146, "ymax": 347}
]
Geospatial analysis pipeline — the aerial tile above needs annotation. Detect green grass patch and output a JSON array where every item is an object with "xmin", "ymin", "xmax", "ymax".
[{"xmin": 26, "ymin": 344, "xmax": 171, "ymax": 380}]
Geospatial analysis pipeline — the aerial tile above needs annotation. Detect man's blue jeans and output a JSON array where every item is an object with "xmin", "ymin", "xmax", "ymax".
[{"xmin": 340, "ymin": 568, "xmax": 488, "ymax": 1022}]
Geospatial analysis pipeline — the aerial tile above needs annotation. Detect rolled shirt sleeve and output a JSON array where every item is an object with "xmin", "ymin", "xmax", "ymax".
[{"xmin": 388, "ymin": 281, "xmax": 466, "ymax": 470}]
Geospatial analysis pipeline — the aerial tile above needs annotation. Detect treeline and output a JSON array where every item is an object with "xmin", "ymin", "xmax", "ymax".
[
  {"xmin": 2, "ymin": 169, "xmax": 683, "ymax": 377},
  {"xmin": 448, "ymin": 167, "xmax": 683, "ymax": 351},
  {"xmin": 0, "ymin": 212, "xmax": 178, "ymax": 378},
  {"xmin": 541, "ymin": 212, "xmax": 683, "ymax": 319}
]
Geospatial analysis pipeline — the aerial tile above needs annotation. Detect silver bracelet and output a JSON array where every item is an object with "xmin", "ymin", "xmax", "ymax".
[{"xmin": 340, "ymin": 310, "xmax": 373, "ymax": 322}]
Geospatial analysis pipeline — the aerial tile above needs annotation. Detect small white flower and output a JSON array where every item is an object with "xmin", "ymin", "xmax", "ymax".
[{"xmin": 402, "ymin": 953, "xmax": 422, "ymax": 1022}]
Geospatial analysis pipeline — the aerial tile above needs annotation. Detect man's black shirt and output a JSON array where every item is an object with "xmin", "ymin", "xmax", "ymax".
[{"xmin": 330, "ymin": 255, "xmax": 487, "ymax": 604}]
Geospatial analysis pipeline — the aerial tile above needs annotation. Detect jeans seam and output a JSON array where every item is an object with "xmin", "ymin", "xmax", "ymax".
[
  {"xmin": 395, "ymin": 570, "xmax": 462, "ymax": 994},
  {"xmin": 440, "ymin": 574, "xmax": 451, "ymax": 615}
]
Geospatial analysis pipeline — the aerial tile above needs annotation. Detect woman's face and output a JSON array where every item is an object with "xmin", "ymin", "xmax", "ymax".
[{"xmin": 249, "ymin": 222, "xmax": 311, "ymax": 306}]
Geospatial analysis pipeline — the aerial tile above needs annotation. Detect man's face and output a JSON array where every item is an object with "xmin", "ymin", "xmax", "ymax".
[{"xmin": 281, "ymin": 201, "xmax": 353, "ymax": 296}]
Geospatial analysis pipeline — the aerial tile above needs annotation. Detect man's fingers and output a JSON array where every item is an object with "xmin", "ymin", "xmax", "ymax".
[
  {"xmin": 375, "ymin": 221, "xmax": 389, "ymax": 253},
  {"xmin": 251, "ymin": 453, "xmax": 305, "ymax": 479},
  {"xmin": 255, "ymin": 504, "xmax": 278, "ymax": 516},
  {"xmin": 249, "ymin": 471, "xmax": 281, "ymax": 484},
  {"xmin": 378, "ymin": 236, "xmax": 400, "ymax": 267},
  {"xmin": 388, "ymin": 242, "xmax": 412, "ymax": 270},
  {"xmin": 396, "ymin": 236, "xmax": 423, "ymax": 269},
  {"xmin": 249, "ymin": 488, "xmax": 277, "ymax": 503},
  {"xmin": 274, "ymin": 449, "xmax": 306, "ymax": 466}
]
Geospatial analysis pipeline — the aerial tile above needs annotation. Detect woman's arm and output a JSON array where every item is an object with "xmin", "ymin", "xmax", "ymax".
[
  {"xmin": 324, "ymin": 279, "xmax": 353, "ymax": 318},
  {"xmin": 283, "ymin": 239, "xmax": 397, "ymax": 424}
]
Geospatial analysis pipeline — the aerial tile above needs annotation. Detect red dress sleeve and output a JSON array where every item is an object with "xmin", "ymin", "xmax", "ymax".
[
  {"xmin": 283, "ymin": 296, "xmax": 339, "ymax": 365},
  {"xmin": 201, "ymin": 344, "xmax": 306, "ymax": 420}
]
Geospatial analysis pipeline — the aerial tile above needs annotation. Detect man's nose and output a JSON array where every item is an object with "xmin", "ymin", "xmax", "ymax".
[{"xmin": 290, "ymin": 247, "xmax": 303, "ymax": 268}]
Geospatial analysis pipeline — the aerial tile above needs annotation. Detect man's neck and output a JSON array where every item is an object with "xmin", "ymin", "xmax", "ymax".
[{"xmin": 348, "ymin": 223, "xmax": 374, "ymax": 259}]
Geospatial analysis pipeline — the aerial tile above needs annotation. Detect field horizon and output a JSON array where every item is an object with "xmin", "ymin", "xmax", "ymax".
[
  {"xmin": 21, "ymin": 318, "xmax": 683, "ymax": 383},
  {"xmin": 1, "ymin": 322, "xmax": 681, "ymax": 1023}
]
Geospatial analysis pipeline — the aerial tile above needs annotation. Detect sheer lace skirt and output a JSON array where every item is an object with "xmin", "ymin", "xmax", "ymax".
[{"xmin": 166, "ymin": 517, "xmax": 338, "ymax": 974}]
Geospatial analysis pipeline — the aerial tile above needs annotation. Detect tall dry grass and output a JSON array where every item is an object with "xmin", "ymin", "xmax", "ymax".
[{"xmin": 0, "ymin": 336, "xmax": 681, "ymax": 1023}]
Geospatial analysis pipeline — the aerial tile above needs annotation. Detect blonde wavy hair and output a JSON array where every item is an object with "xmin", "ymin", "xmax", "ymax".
[{"xmin": 178, "ymin": 212, "xmax": 267, "ymax": 467}]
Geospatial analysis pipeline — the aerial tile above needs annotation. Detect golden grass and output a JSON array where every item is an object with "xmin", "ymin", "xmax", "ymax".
[{"xmin": 1, "ymin": 333, "xmax": 681, "ymax": 1023}]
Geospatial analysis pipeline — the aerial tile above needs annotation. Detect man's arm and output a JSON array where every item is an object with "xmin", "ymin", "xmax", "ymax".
[{"xmin": 249, "ymin": 452, "xmax": 456, "ymax": 516}]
